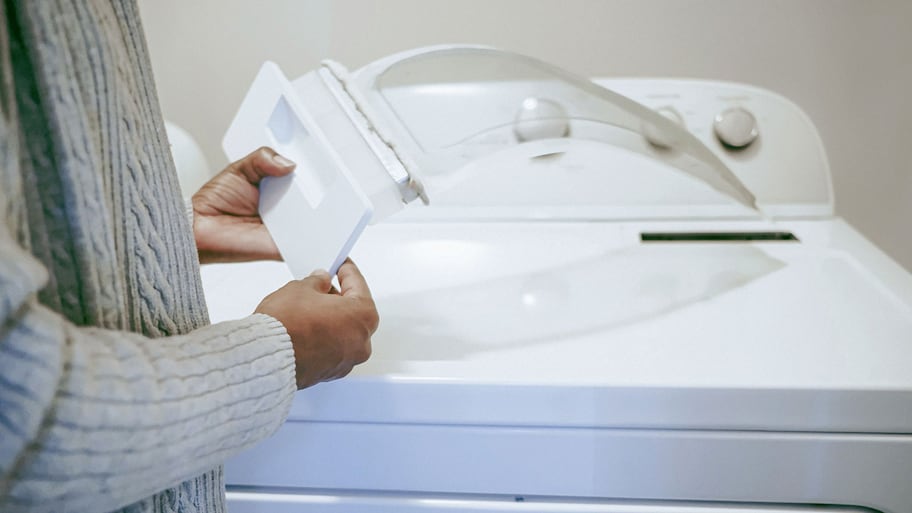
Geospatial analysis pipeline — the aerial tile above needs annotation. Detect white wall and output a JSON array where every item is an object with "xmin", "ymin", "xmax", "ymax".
[{"xmin": 138, "ymin": 0, "xmax": 912, "ymax": 270}]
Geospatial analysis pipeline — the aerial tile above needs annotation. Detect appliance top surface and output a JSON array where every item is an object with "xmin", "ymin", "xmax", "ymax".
[
  {"xmin": 203, "ymin": 78, "xmax": 912, "ymax": 433},
  {"xmin": 201, "ymin": 217, "xmax": 912, "ymax": 433}
]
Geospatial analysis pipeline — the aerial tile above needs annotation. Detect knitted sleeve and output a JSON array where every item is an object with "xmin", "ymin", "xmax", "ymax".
[{"xmin": 0, "ymin": 229, "xmax": 296, "ymax": 513}]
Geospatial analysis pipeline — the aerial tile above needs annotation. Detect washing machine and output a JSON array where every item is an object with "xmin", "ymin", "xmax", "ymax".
[{"xmin": 200, "ymin": 47, "xmax": 912, "ymax": 513}]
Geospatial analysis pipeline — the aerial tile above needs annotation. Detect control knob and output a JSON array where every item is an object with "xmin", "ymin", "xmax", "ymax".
[
  {"xmin": 713, "ymin": 107, "xmax": 759, "ymax": 149},
  {"xmin": 514, "ymin": 98, "xmax": 570, "ymax": 142},
  {"xmin": 643, "ymin": 106, "xmax": 686, "ymax": 149}
]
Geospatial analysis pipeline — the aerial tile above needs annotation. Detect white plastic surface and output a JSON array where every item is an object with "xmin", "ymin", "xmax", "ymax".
[
  {"xmin": 202, "ymin": 218, "xmax": 912, "ymax": 433},
  {"xmin": 205, "ymin": 78, "xmax": 912, "ymax": 513},
  {"xmin": 226, "ymin": 422, "xmax": 912, "ymax": 512},
  {"xmin": 227, "ymin": 491, "xmax": 868, "ymax": 513},
  {"xmin": 222, "ymin": 62, "xmax": 372, "ymax": 277},
  {"xmin": 292, "ymin": 65, "xmax": 415, "ymax": 221}
]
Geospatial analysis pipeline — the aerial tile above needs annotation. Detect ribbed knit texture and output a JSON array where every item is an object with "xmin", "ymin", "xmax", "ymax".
[{"xmin": 0, "ymin": 1, "xmax": 296, "ymax": 512}]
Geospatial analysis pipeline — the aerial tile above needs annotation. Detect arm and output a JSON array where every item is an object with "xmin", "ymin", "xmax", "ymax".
[
  {"xmin": 0, "ymin": 228, "xmax": 296, "ymax": 513},
  {"xmin": 1, "ymin": 147, "xmax": 378, "ymax": 512}
]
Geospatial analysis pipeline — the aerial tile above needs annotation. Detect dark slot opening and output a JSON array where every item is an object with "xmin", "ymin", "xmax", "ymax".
[{"xmin": 640, "ymin": 232, "xmax": 799, "ymax": 242}]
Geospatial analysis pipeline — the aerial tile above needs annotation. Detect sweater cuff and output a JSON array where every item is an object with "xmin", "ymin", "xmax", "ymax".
[{"xmin": 238, "ymin": 311, "xmax": 296, "ymax": 414}]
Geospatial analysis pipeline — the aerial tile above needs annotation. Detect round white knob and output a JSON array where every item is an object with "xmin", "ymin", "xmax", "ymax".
[
  {"xmin": 713, "ymin": 107, "xmax": 759, "ymax": 149},
  {"xmin": 643, "ymin": 106, "xmax": 686, "ymax": 149},
  {"xmin": 514, "ymin": 98, "xmax": 570, "ymax": 142}
]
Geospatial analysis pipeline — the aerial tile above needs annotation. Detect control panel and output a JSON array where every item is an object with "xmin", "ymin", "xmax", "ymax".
[
  {"xmin": 393, "ymin": 79, "xmax": 832, "ymax": 221},
  {"xmin": 602, "ymin": 79, "xmax": 832, "ymax": 218}
]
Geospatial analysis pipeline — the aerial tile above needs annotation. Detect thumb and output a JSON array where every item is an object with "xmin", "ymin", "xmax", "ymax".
[
  {"xmin": 302, "ymin": 269, "xmax": 333, "ymax": 293},
  {"xmin": 231, "ymin": 147, "xmax": 296, "ymax": 185}
]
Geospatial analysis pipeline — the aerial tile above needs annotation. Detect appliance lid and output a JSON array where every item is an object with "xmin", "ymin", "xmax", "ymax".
[{"xmin": 348, "ymin": 45, "xmax": 758, "ymax": 211}]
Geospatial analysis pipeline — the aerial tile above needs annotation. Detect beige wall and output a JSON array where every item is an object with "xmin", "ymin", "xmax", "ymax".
[{"xmin": 138, "ymin": 0, "xmax": 912, "ymax": 270}]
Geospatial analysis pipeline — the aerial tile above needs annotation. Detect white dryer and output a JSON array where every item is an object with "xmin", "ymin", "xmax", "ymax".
[{"xmin": 201, "ymin": 47, "xmax": 912, "ymax": 513}]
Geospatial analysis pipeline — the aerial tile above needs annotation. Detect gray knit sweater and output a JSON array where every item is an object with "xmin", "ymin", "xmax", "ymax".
[{"xmin": 0, "ymin": 1, "xmax": 296, "ymax": 512}]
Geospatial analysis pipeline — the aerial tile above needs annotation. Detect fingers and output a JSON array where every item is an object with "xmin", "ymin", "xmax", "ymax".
[
  {"xmin": 257, "ymin": 259, "xmax": 377, "ymax": 390},
  {"xmin": 336, "ymin": 258, "xmax": 373, "ymax": 300},
  {"xmin": 230, "ymin": 147, "xmax": 296, "ymax": 185},
  {"xmin": 337, "ymin": 259, "xmax": 379, "ymax": 335}
]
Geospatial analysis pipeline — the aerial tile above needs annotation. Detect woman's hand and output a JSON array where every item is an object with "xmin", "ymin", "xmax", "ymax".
[
  {"xmin": 192, "ymin": 146, "xmax": 295, "ymax": 263},
  {"xmin": 255, "ymin": 259, "xmax": 379, "ymax": 389}
]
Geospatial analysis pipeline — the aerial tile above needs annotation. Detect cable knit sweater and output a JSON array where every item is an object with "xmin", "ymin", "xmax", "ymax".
[{"xmin": 0, "ymin": 1, "xmax": 296, "ymax": 512}]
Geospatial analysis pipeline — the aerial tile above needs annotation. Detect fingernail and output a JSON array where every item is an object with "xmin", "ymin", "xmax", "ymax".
[
  {"xmin": 273, "ymin": 153, "xmax": 295, "ymax": 168},
  {"xmin": 309, "ymin": 269, "xmax": 329, "ymax": 278}
]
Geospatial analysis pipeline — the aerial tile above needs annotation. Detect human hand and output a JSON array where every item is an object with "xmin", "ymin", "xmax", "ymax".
[
  {"xmin": 192, "ymin": 146, "xmax": 295, "ymax": 263},
  {"xmin": 255, "ymin": 259, "xmax": 379, "ymax": 389}
]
